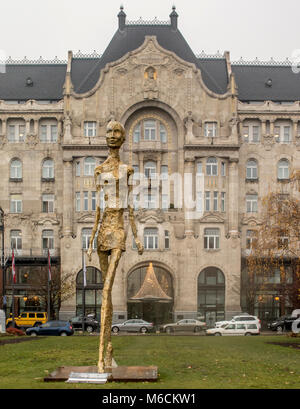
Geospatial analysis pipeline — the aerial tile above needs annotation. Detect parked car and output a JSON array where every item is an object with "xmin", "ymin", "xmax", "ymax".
[
  {"xmin": 268, "ymin": 315, "xmax": 298, "ymax": 332},
  {"xmin": 215, "ymin": 314, "xmax": 261, "ymax": 329},
  {"xmin": 70, "ymin": 315, "xmax": 99, "ymax": 333},
  {"xmin": 26, "ymin": 320, "xmax": 74, "ymax": 336},
  {"xmin": 6, "ymin": 312, "xmax": 48, "ymax": 330},
  {"xmin": 291, "ymin": 309, "xmax": 300, "ymax": 318},
  {"xmin": 111, "ymin": 319, "xmax": 154, "ymax": 333},
  {"xmin": 162, "ymin": 319, "xmax": 206, "ymax": 333},
  {"xmin": 206, "ymin": 322, "xmax": 260, "ymax": 336}
]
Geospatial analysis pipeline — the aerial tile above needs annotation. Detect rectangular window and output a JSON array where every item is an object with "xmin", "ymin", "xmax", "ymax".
[
  {"xmin": 42, "ymin": 230, "xmax": 54, "ymax": 251},
  {"xmin": 144, "ymin": 228, "xmax": 158, "ymax": 249},
  {"xmin": 213, "ymin": 191, "xmax": 218, "ymax": 212},
  {"xmin": 10, "ymin": 195, "xmax": 22, "ymax": 213},
  {"xmin": 205, "ymin": 191, "xmax": 210, "ymax": 212},
  {"xmin": 283, "ymin": 126, "xmax": 291, "ymax": 143},
  {"xmin": 75, "ymin": 161, "xmax": 81, "ymax": 177},
  {"xmin": 204, "ymin": 228, "xmax": 220, "ymax": 249},
  {"xmin": 160, "ymin": 124, "xmax": 167, "ymax": 143},
  {"xmin": 252, "ymin": 126, "xmax": 260, "ymax": 142},
  {"xmin": 83, "ymin": 191, "xmax": 89, "ymax": 211},
  {"xmin": 132, "ymin": 165, "xmax": 139, "ymax": 181},
  {"xmin": 42, "ymin": 194, "xmax": 54, "ymax": 213},
  {"xmin": 50, "ymin": 125, "xmax": 58, "ymax": 142},
  {"xmin": 204, "ymin": 122, "xmax": 217, "ymax": 137},
  {"xmin": 221, "ymin": 162, "xmax": 226, "ymax": 176},
  {"xmin": 82, "ymin": 228, "xmax": 96, "ymax": 249},
  {"xmin": 84, "ymin": 121, "xmax": 97, "ymax": 137},
  {"xmin": 246, "ymin": 194, "xmax": 258, "ymax": 213},
  {"xmin": 8, "ymin": 124, "xmax": 25, "ymax": 142},
  {"xmin": 243, "ymin": 126, "xmax": 249, "ymax": 142},
  {"xmin": 91, "ymin": 191, "xmax": 96, "ymax": 211},
  {"xmin": 196, "ymin": 162, "xmax": 203, "ymax": 175},
  {"xmin": 133, "ymin": 124, "xmax": 140, "ymax": 143},
  {"xmin": 196, "ymin": 192, "xmax": 203, "ymax": 213},
  {"xmin": 10, "ymin": 230, "xmax": 22, "ymax": 252},
  {"xmin": 164, "ymin": 230, "xmax": 170, "ymax": 249},
  {"xmin": 40, "ymin": 124, "xmax": 57, "ymax": 143},
  {"xmin": 161, "ymin": 165, "xmax": 168, "ymax": 180},
  {"xmin": 246, "ymin": 230, "xmax": 257, "ymax": 249},
  {"xmin": 144, "ymin": 120, "xmax": 156, "ymax": 140},
  {"xmin": 221, "ymin": 192, "xmax": 226, "ymax": 212},
  {"xmin": 75, "ymin": 192, "xmax": 81, "ymax": 212}
]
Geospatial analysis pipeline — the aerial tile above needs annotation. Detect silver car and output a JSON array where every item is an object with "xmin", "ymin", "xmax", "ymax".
[
  {"xmin": 162, "ymin": 319, "xmax": 206, "ymax": 333},
  {"xmin": 111, "ymin": 319, "xmax": 154, "ymax": 334}
]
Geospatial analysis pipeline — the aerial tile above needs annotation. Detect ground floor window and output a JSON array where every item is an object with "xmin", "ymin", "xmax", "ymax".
[
  {"xmin": 127, "ymin": 264, "xmax": 173, "ymax": 325},
  {"xmin": 197, "ymin": 267, "xmax": 225, "ymax": 327},
  {"xmin": 76, "ymin": 266, "xmax": 103, "ymax": 320}
]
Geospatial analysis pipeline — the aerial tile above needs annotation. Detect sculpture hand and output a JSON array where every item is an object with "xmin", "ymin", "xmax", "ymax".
[
  {"xmin": 135, "ymin": 238, "xmax": 144, "ymax": 255},
  {"xmin": 87, "ymin": 246, "xmax": 93, "ymax": 261}
]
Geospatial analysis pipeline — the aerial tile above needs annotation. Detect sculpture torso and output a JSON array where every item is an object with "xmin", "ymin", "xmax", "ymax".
[{"xmin": 95, "ymin": 157, "xmax": 133, "ymax": 252}]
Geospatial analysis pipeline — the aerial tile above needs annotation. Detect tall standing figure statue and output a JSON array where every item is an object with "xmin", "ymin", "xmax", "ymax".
[{"xmin": 87, "ymin": 121, "xmax": 144, "ymax": 373}]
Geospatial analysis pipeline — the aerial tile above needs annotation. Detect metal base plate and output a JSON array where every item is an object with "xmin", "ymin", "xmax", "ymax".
[{"xmin": 66, "ymin": 372, "xmax": 110, "ymax": 384}]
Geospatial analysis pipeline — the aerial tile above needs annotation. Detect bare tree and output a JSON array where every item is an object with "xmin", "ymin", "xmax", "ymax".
[
  {"xmin": 246, "ymin": 192, "xmax": 300, "ymax": 316},
  {"xmin": 27, "ymin": 267, "xmax": 76, "ymax": 319}
]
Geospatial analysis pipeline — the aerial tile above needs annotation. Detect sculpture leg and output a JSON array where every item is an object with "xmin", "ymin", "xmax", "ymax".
[{"xmin": 98, "ymin": 248, "xmax": 122, "ymax": 373}]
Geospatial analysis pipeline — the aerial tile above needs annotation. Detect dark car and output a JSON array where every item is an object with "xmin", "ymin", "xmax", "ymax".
[
  {"xmin": 26, "ymin": 320, "xmax": 74, "ymax": 336},
  {"xmin": 70, "ymin": 315, "xmax": 99, "ymax": 333},
  {"xmin": 268, "ymin": 315, "xmax": 297, "ymax": 332}
]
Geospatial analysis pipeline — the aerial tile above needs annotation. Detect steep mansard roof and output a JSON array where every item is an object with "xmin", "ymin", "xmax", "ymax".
[
  {"xmin": 71, "ymin": 24, "xmax": 229, "ymax": 95},
  {"xmin": 232, "ymin": 64, "xmax": 300, "ymax": 102},
  {"xmin": 0, "ymin": 20, "xmax": 299, "ymax": 102}
]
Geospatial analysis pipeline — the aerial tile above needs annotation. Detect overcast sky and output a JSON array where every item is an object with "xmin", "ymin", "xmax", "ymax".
[{"xmin": 1, "ymin": 0, "xmax": 300, "ymax": 61}]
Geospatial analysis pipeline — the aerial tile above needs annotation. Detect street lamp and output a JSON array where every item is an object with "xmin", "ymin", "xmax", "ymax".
[{"xmin": 0, "ymin": 207, "xmax": 6, "ymax": 312}]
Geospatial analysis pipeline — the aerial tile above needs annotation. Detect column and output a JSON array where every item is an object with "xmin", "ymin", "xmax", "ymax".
[
  {"xmin": 228, "ymin": 158, "xmax": 239, "ymax": 235},
  {"xmin": 62, "ymin": 158, "xmax": 74, "ymax": 237},
  {"xmin": 184, "ymin": 157, "xmax": 195, "ymax": 236}
]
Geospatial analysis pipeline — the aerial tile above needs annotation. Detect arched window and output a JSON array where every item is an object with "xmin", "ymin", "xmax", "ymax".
[
  {"xmin": 246, "ymin": 159, "xmax": 258, "ymax": 180},
  {"xmin": 206, "ymin": 157, "xmax": 218, "ymax": 176},
  {"xmin": 198, "ymin": 267, "xmax": 225, "ymax": 326},
  {"xmin": 76, "ymin": 267, "xmax": 103, "ymax": 318},
  {"xmin": 10, "ymin": 159, "xmax": 22, "ymax": 179},
  {"xmin": 84, "ymin": 157, "xmax": 96, "ymax": 176},
  {"xmin": 42, "ymin": 159, "xmax": 54, "ymax": 179},
  {"xmin": 277, "ymin": 159, "xmax": 289, "ymax": 179}
]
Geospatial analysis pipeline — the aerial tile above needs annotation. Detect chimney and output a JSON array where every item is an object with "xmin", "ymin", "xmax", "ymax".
[
  {"xmin": 118, "ymin": 5, "xmax": 126, "ymax": 31},
  {"xmin": 170, "ymin": 6, "xmax": 178, "ymax": 30}
]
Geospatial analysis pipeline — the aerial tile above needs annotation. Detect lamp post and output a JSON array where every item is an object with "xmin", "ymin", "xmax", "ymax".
[{"xmin": 0, "ymin": 207, "xmax": 6, "ymax": 313}]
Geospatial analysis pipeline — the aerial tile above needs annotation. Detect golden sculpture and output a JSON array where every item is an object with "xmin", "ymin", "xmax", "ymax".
[{"xmin": 87, "ymin": 120, "xmax": 144, "ymax": 373}]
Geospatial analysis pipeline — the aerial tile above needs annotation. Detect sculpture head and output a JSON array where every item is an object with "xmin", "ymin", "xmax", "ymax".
[{"xmin": 106, "ymin": 121, "xmax": 125, "ymax": 149}]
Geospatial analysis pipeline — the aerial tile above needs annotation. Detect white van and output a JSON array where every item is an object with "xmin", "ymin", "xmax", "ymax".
[{"xmin": 206, "ymin": 322, "xmax": 260, "ymax": 336}]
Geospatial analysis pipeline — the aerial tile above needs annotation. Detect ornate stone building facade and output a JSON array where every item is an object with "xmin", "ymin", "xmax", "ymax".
[{"xmin": 1, "ymin": 8, "xmax": 299, "ymax": 326}]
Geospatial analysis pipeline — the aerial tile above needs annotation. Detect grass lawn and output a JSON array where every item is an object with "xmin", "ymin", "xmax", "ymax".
[{"xmin": 0, "ymin": 334, "xmax": 299, "ymax": 389}]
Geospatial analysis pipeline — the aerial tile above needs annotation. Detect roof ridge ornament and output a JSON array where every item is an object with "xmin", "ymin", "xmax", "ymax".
[
  {"xmin": 118, "ymin": 5, "xmax": 126, "ymax": 31},
  {"xmin": 170, "ymin": 5, "xmax": 178, "ymax": 30}
]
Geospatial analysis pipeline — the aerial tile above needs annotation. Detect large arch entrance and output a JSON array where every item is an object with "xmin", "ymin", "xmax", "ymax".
[
  {"xmin": 197, "ymin": 267, "xmax": 225, "ymax": 327},
  {"xmin": 127, "ymin": 263, "xmax": 174, "ymax": 325},
  {"xmin": 76, "ymin": 266, "xmax": 103, "ymax": 320}
]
